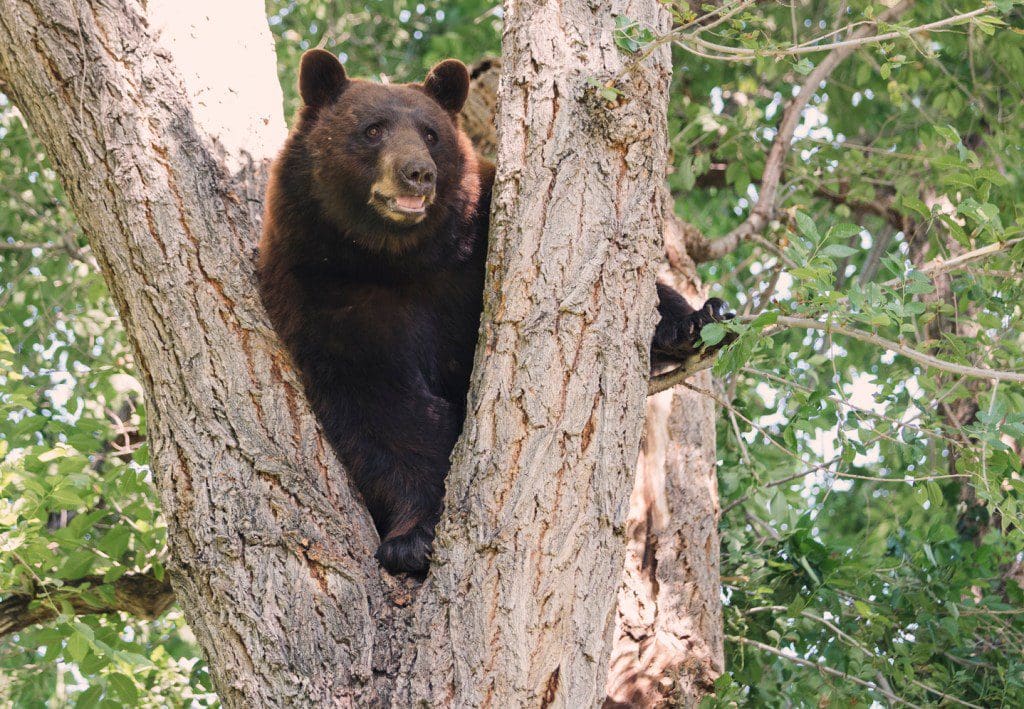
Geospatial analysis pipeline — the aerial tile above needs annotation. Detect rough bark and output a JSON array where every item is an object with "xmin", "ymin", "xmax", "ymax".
[
  {"xmin": 605, "ymin": 249, "xmax": 723, "ymax": 707},
  {"xmin": 0, "ymin": 0, "xmax": 688, "ymax": 705},
  {"xmin": 400, "ymin": 0, "xmax": 673, "ymax": 703},
  {"xmin": 461, "ymin": 57, "xmax": 502, "ymax": 160}
]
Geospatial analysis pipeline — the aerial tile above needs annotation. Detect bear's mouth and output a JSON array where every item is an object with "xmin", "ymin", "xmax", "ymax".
[
  {"xmin": 394, "ymin": 195, "xmax": 426, "ymax": 212},
  {"xmin": 370, "ymin": 186, "xmax": 430, "ymax": 217},
  {"xmin": 371, "ymin": 191, "xmax": 433, "ymax": 222}
]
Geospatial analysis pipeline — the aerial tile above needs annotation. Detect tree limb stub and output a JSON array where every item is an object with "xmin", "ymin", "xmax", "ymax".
[{"xmin": 0, "ymin": 573, "xmax": 175, "ymax": 639}]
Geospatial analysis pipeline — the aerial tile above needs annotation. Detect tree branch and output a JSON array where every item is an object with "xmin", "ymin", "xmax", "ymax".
[
  {"xmin": 653, "ymin": 300, "xmax": 1020, "ymax": 397},
  {"xmin": 880, "ymin": 236, "xmax": 1023, "ymax": 289},
  {"xmin": 679, "ymin": 4, "xmax": 992, "ymax": 61},
  {"xmin": 707, "ymin": 2, "xmax": 914, "ymax": 260},
  {"xmin": 648, "ymin": 349, "xmax": 720, "ymax": 395},
  {"xmin": 0, "ymin": 240, "xmax": 52, "ymax": 251},
  {"xmin": 0, "ymin": 572, "xmax": 175, "ymax": 638}
]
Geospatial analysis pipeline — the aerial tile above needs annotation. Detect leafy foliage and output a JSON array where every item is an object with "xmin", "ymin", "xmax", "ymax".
[
  {"xmin": 660, "ymin": 2, "xmax": 1024, "ymax": 706},
  {"xmin": 0, "ymin": 94, "xmax": 214, "ymax": 706},
  {"xmin": 1, "ymin": 0, "xmax": 1022, "ymax": 707}
]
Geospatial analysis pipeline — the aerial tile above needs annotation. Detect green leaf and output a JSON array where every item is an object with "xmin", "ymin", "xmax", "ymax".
[
  {"xmin": 106, "ymin": 673, "xmax": 138, "ymax": 705},
  {"xmin": 97, "ymin": 527, "xmax": 131, "ymax": 558},
  {"xmin": 66, "ymin": 632, "xmax": 90, "ymax": 663},
  {"xmin": 821, "ymin": 244, "xmax": 858, "ymax": 258},
  {"xmin": 75, "ymin": 686, "xmax": 104, "ymax": 709},
  {"xmin": 935, "ymin": 124, "xmax": 960, "ymax": 144},
  {"xmin": 794, "ymin": 211, "xmax": 819, "ymax": 240},
  {"xmin": 701, "ymin": 322, "xmax": 726, "ymax": 346}
]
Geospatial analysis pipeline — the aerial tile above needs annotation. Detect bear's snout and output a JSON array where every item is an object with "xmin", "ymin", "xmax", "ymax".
[{"xmin": 399, "ymin": 157, "xmax": 436, "ymax": 194}]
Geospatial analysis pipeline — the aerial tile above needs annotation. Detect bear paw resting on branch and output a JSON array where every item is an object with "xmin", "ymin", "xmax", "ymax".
[{"xmin": 257, "ymin": 49, "xmax": 733, "ymax": 575}]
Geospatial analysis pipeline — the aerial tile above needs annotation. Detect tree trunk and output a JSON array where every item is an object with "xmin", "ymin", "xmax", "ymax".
[
  {"xmin": 399, "ymin": 0, "xmax": 672, "ymax": 703},
  {"xmin": 0, "ymin": 0, "xmax": 708, "ymax": 705},
  {"xmin": 0, "ymin": 2, "xmax": 399, "ymax": 704},
  {"xmin": 462, "ymin": 65, "xmax": 725, "ymax": 709},
  {"xmin": 605, "ymin": 235, "xmax": 724, "ymax": 706}
]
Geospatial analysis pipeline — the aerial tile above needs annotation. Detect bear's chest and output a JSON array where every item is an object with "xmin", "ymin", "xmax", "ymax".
[
  {"xmin": 311, "ymin": 273, "xmax": 478, "ymax": 366},
  {"xmin": 316, "ymin": 277, "xmax": 451, "ymax": 329}
]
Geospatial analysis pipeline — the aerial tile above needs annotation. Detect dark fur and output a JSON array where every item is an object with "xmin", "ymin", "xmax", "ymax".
[{"xmin": 258, "ymin": 50, "xmax": 731, "ymax": 574}]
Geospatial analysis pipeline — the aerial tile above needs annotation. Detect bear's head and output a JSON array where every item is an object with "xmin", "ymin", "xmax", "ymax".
[{"xmin": 295, "ymin": 49, "xmax": 476, "ymax": 253}]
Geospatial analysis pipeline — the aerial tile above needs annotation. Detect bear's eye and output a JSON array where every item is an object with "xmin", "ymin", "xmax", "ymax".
[
  {"xmin": 364, "ymin": 124, "xmax": 384, "ymax": 142},
  {"xmin": 423, "ymin": 128, "xmax": 438, "ymax": 145}
]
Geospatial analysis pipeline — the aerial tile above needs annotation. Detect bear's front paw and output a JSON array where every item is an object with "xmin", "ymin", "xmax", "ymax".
[
  {"xmin": 699, "ymin": 297, "xmax": 734, "ymax": 327},
  {"xmin": 375, "ymin": 526, "xmax": 434, "ymax": 575},
  {"xmin": 656, "ymin": 298, "xmax": 736, "ymax": 361}
]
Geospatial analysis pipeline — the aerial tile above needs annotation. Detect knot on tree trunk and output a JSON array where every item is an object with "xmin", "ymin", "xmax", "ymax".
[{"xmin": 581, "ymin": 74, "xmax": 666, "ymax": 149}]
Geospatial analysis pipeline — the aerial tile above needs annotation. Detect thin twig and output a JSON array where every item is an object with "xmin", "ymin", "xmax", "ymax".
[
  {"xmin": 740, "ymin": 314, "xmax": 1024, "ymax": 383},
  {"xmin": 720, "ymin": 453, "xmax": 844, "ymax": 515},
  {"xmin": 610, "ymin": 0, "xmax": 758, "ymax": 85},
  {"xmin": 740, "ymin": 607, "xmax": 984, "ymax": 709},
  {"xmin": 0, "ymin": 240, "xmax": 55, "ymax": 251},
  {"xmin": 680, "ymin": 4, "xmax": 994, "ymax": 62},
  {"xmin": 720, "ymin": 377, "xmax": 968, "ymax": 514},
  {"xmin": 880, "ymin": 236, "xmax": 1023, "ymax": 289},
  {"xmin": 744, "ymin": 366, "xmax": 964, "ymax": 446},
  {"xmin": 727, "ymin": 634, "xmax": 921, "ymax": 707}
]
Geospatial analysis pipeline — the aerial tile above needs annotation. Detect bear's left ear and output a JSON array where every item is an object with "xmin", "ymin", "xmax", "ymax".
[{"xmin": 423, "ymin": 59, "xmax": 470, "ymax": 115}]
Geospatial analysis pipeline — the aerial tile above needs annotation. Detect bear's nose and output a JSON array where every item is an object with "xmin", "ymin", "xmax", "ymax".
[{"xmin": 399, "ymin": 158, "xmax": 436, "ymax": 192}]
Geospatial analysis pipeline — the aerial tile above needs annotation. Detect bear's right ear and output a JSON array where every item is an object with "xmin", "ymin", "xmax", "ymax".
[
  {"xmin": 423, "ymin": 59, "xmax": 470, "ymax": 115},
  {"xmin": 299, "ymin": 49, "xmax": 349, "ymax": 110}
]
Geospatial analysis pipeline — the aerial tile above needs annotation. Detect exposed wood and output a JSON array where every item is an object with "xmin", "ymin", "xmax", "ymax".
[
  {"xmin": 606, "ymin": 373, "xmax": 723, "ymax": 707},
  {"xmin": 606, "ymin": 222, "xmax": 724, "ymax": 706}
]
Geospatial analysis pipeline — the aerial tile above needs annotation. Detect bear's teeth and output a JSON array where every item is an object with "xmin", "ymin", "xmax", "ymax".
[{"xmin": 395, "ymin": 195, "xmax": 425, "ymax": 210}]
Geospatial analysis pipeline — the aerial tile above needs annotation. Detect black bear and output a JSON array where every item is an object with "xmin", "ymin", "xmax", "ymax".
[{"xmin": 257, "ymin": 49, "xmax": 731, "ymax": 574}]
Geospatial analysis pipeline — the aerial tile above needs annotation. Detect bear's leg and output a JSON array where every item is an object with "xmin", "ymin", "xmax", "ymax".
[
  {"xmin": 652, "ymin": 281, "xmax": 734, "ymax": 366},
  {"xmin": 332, "ymin": 389, "xmax": 460, "ymax": 575},
  {"xmin": 370, "ymin": 451, "xmax": 451, "ymax": 574}
]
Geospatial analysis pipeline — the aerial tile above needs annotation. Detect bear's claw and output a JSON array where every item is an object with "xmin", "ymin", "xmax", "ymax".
[{"xmin": 376, "ymin": 527, "xmax": 434, "ymax": 575}]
